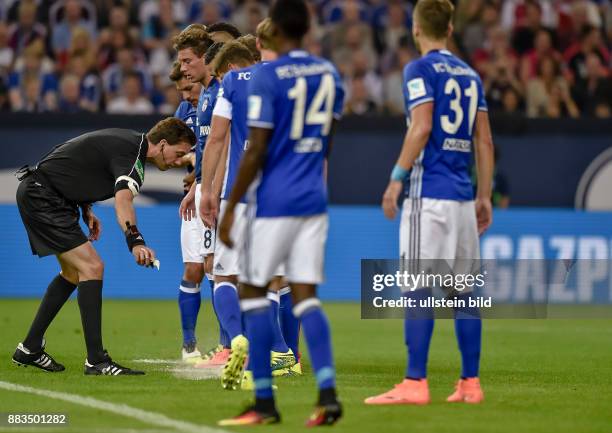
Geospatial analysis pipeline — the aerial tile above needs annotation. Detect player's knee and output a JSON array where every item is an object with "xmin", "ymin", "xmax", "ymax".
[
  {"xmin": 81, "ymin": 258, "xmax": 104, "ymax": 280},
  {"xmin": 60, "ymin": 267, "xmax": 79, "ymax": 285},
  {"xmin": 183, "ymin": 262, "xmax": 204, "ymax": 283}
]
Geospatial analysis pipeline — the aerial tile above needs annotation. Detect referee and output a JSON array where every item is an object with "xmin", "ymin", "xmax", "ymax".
[{"xmin": 12, "ymin": 117, "xmax": 196, "ymax": 376}]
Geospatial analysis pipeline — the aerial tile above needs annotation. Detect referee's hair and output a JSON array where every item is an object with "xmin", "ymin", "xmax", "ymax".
[
  {"xmin": 270, "ymin": 0, "xmax": 310, "ymax": 42},
  {"xmin": 147, "ymin": 118, "xmax": 196, "ymax": 147},
  {"xmin": 173, "ymin": 25, "xmax": 213, "ymax": 57},
  {"xmin": 210, "ymin": 40, "xmax": 255, "ymax": 77}
]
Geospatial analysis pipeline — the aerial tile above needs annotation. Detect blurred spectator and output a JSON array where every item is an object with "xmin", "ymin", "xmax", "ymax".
[
  {"xmin": 342, "ymin": 49, "xmax": 383, "ymax": 113},
  {"xmin": 98, "ymin": 4, "xmax": 138, "ymax": 45},
  {"xmin": 56, "ymin": 25, "xmax": 93, "ymax": 71},
  {"xmin": 520, "ymin": 28, "xmax": 561, "ymax": 81},
  {"xmin": 371, "ymin": 0, "xmax": 411, "ymax": 55},
  {"xmin": 66, "ymin": 52, "xmax": 102, "ymax": 112},
  {"xmin": 571, "ymin": 52, "xmax": 612, "ymax": 117},
  {"xmin": 473, "ymin": 26, "xmax": 519, "ymax": 80},
  {"xmin": 460, "ymin": 0, "xmax": 500, "ymax": 57},
  {"xmin": 563, "ymin": 25, "xmax": 610, "ymax": 86},
  {"xmin": 526, "ymin": 55, "xmax": 579, "ymax": 118},
  {"xmin": 139, "ymin": 0, "xmax": 186, "ymax": 26},
  {"xmin": 7, "ymin": 1, "xmax": 46, "ymax": 56},
  {"xmin": 158, "ymin": 82, "xmax": 180, "ymax": 114},
  {"xmin": 50, "ymin": 0, "xmax": 97, "ymax": 59},
  {"xmin": 345, "ymin": 73, "xmax": 377, "ymax": 115},
  {"xmin": 0, "ymin": 22, "xmax": 15, "ymax": 77},
  {"xmin": 500, "ymin": 87, "xmax": 523, "ymax": 114},
  {"xmin": 382, "ymin": 36, "xmax": 416, "ymax": 115},
  {"xmin": 142, "ymin": 0, "xmax": 182, "ymax": 78},
  {"xmin": 510, "ymin": 0, "xmax": 553, "ymax": 55},
  {"xmin": 106, "ymin": 72, "xmax": 153, "ymax": 114},
  {"xmin": 102, "ymin": 45, "xmax": 152, "ymax": 100},
  {"xmin": 232, "ymin": 0, "xmax": 268, "ymax": 34},
  {"xmin": 8, "ymin": 41, "xmax": 58, "ymax": 112},
  {"xmin": 58, "ymin": 73, "xmax": 86, "ymax": 112},
  {"xmin": 330, "ymin": 23, "xmax": 376, "ymax": 78},
  {"xmin": 501, "ymin": 0, "xmax": 556, "ymax": 32},
  {"xmin": 188, "ymin": 1, "xmax": 232, "ymax": 25}
]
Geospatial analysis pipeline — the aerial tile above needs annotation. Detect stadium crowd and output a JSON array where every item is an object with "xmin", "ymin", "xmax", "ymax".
[{"xmin": 0, "ymin": 0, "xmax": 610, "ymax": 118}]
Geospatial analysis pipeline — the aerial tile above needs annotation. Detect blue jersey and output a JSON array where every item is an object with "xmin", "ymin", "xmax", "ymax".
[
  {"xmin": 195, "ymin": 78, "xmax": 220, "ymax": 183},
  {"xmin": 215, "ymin": 64, "xmax": 260, "ymax": 203},
  {"xmin": 402, "ymin": 49, "xmax": 487, "ymax": 201},
  {"xmin": 174, "ymin": 100, "xmax": 198, "ymax": 139},
  {"xmin": 247, "ymin": 50, "xmax": 344, "ymax": 217}
]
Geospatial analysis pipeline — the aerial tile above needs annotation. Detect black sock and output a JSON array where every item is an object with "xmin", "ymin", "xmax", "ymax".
[
  {"xmin": 255, "ymin": 397, "xmax": 276, "ymax": 414},
  {"xmin": 23, "ymin": 274, "xmax": 77, "ymax": 352},
  {"xmin": 318, "ymin": 387, "xmax": 338, "ymax": 406},
  {"xmin": 77, "ymin": 280, "xmax": 105, "ymax": 364}
]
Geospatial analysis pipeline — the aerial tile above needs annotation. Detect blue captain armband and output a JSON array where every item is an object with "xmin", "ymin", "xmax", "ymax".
[{"xmin": 390, "ymin": 164, "xmax": 409, "ymax": 182}]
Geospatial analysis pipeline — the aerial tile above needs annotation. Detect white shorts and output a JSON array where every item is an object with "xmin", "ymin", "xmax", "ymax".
[
  {"xmin": 213, "ymin": 200, "xmax": 247, "ymax": 276},
  {"xmin": 195, "ymin": 184, "xmax": 215, "ymax": 256},
  {"xmin": 180, "ymin": 215, "xmax": 205, "ymax": 263},
  {"xmin": 239, "ymin": 213, "xmax": 328, "ymax": 287},
  {"xmin": 400, "ymin": 198, "xmax": 480, "ymax": 292}
]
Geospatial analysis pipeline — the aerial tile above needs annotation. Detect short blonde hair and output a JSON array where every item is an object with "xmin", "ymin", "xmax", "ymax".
[
  {"xmin": 210, "ymin": 40, "xmax": 255, "ymax": 77},
  {"xmin": 414, "ymin": 0, "xmax": 454, "ymax": 40},
  {"xmin": 256, "ymin": 18, "xmax": 275, "ymax": 50}
]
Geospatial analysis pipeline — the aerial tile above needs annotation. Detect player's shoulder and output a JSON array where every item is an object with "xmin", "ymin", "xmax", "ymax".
[{"xmin": 175, "ymin": 100, "xmax": 192, "ymax": 117}]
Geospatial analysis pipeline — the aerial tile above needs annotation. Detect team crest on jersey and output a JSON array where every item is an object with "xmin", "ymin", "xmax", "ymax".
[
  {"xmin": 407, "ymin": 78, "xmax": 426, "ymax": 100},
  {"xmin": 135, "ymin": 160, "xmax": 145, "ymax": 183},
  {"xmin": 201, "ymin": 98, "xmax": 209, "ymax": 112}
]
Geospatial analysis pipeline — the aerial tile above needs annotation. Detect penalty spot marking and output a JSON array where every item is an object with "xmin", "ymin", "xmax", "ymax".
[{"xmin": 0, "ymin": 381, "xmax": 228, "ymax": 433}]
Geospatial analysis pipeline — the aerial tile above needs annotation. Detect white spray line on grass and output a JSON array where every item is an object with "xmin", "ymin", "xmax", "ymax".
[
  {"xmin": 0, "ymin": 381, "xmax": 228, "ymax": 433},
  {"xmin": 130, "ymin": 359, "xmax": 222, "ymax": 380},
  {"xmin": 170, "ymin": 366, "xmax": 222, "ymax": 381}
]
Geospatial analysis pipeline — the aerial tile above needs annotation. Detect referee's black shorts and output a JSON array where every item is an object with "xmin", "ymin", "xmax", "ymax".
[{"xmin": 16, "ymin": 174, "xmax": 88, "ymax": 257}]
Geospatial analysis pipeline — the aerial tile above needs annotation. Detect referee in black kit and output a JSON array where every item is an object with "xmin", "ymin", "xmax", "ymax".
[{"xmin": 12, "ymin": 117, "xmax": 195, "ymax": 376}]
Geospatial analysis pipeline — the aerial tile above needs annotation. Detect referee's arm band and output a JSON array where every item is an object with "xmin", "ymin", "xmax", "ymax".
[{"xmin": 390, "ymin": 164, "xmax": 409, "ymax": 182}]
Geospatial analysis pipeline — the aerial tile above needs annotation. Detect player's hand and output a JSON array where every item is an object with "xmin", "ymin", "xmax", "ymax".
[
  {"xmin": 179, "ymin": 192, "xmax": 196, "ymax": 221},
  {"xmin": 475, "ymin": 197, "xmax": 493, "ymax": 235},
  {"xmin": 382, "ymin": 180, "xmax": 403, "ymax": 220},
  {"xmin": 200, "ymin": 190, "xmax": 218, "ymax": 228},
  {"xmin": 86, "ymin": 211, "xmax": 102, "ymax": 241},
  {"xmin": 218, "ymin": 207, "xmax": 235, "ymax": 249},
  {"xmin": 132, "ymin": 245, "xmax": 157, "ymax": 267}
]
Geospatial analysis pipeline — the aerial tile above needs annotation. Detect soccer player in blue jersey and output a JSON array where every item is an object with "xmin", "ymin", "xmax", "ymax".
[
  {"xmin": 199, "ymin": 37, "xmax": 297, "ymax": 388},
  {"xmin": 174, "ymin": 25, "xmax": 231, "ymax": 364},
  {"xmin": 365, "ymin": 0, "xmax": 494, "ymax": 406},
  {"xmin": 169, "ymin": 62, "xmax": 203, "ymax": 361},
  {"xmin": 217, "ymin": 0, "xmax": 345, "ymax": 426}
]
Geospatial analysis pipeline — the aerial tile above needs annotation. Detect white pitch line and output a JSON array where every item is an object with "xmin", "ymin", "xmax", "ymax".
[
  {"xmin": 132, "ymin": 359, "xmax": 184, "ymax": 364},
  {"xmin": 0, "ymin": 381, "xmax": 228, "ymax": 433}
]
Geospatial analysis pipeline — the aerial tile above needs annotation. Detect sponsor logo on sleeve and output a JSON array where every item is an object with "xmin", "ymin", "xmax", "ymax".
[{"xmin": 407, "ymin": 78, "xmax": 426, "ymax": 100}]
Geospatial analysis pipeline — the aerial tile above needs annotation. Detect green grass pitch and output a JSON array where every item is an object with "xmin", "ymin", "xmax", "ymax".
[{"xmin": 1, "ymin": 299, "xmax": 611, "ymax": 433}]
